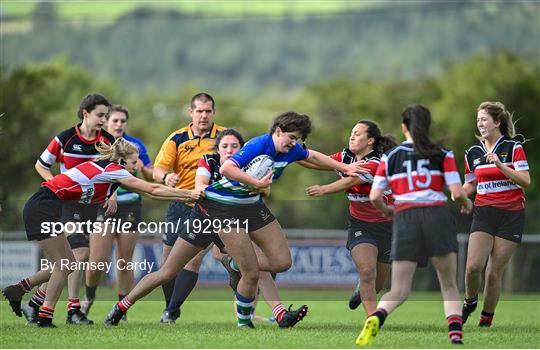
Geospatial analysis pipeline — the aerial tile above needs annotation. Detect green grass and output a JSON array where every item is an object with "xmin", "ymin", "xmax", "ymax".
[
  {"xmin": 1, "ymin": 288, "xmax": 539, "ymax": 348},
  {"xmin": 1, "ymin": 1, "xmax": 383, "ymax": 20}
]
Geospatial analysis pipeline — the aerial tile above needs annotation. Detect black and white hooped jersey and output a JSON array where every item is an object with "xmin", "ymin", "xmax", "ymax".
[
  {"xmin": 465, "ymin": 136, "xmax": 529, "ymax": 210},
  {"xmin": 38, "ymin": 124, "xmax": 115, "ymax": 173},
  {"xmin": 373, "ymin": 141, "xmax": 461, "ymax": 213}
]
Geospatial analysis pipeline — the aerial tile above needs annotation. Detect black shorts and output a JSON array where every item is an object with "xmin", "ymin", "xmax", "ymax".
[
  {"xmin": 163, "ymin": 201, "xmax": 193, "ymax": 246},
  {"xmin": 23, "ymin": 187, "xmax": 62, "ymax": 241},
  {"xmin": 197, "ymin": 199, "xmax": 276, "ymax": 233},
  {"xmin": 180, "ymin": 205, "xmax": 225, "ymax": 251},
  {"xmin": 96, "ymin": 200, "xmax": 142, "ymax": 227},
  {"xmin": 61, "ymin": 201, "xmax": 100, "ymax": 248},
  {"xmin": 347, "ymin": 216, "xmax": 392, "ymax": 264},
  {"xmin": 391, "ymin": 206, "xmax": 458, "ymax": 263},
  {"xmin": 470, "ymin": 205, "xmax": 525, "ymax": 243}
]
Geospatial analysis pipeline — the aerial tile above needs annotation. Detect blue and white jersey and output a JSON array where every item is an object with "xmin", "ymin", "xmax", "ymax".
[
  {"xmin": 205, "ymin": 133, "xmax": 309, "ymax": 204},
  {"xmin": 117, "ymin": 133, "xmax": 152, "ymax": 203}
]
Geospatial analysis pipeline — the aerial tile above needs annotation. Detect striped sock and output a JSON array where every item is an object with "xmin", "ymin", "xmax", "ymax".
[
  {"xmin": 118, "ymin": 297, "xmax": 133, "ymax": 313},
  {"xmin": 29, "ymin": 287, "xmax": 46, "ymax": 309},
  {"xmin": 447, "ymin": 314, "xmax": 463, "ymax": 342},
  {"xmin": 18, "ymin": 278, "xmax": 32, "ymax": 293},
  {"xmin": 371, "ymin": 307, "xmax": 388, "ymax": 328},
  {"xmin": 479, "ymin": 310, "xmax": 494, "ymax": 326},
  {"xmin": 38, "ymin": 306, "xmax": 54, "ymax": 320},
  {"xmin": 272, "ymin": 303, "xmax": 287, "ymax": 322},
  {"xmin": 68, "ymin": 298, "xmax": 80, "ymax": 311},
  {"xmin": 235, "ymin": 292, "xmax": 255, "ymax": 327}
]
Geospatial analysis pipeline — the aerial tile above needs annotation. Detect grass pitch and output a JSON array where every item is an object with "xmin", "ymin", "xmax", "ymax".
[{"xmin": 1, "ymin": 288, "xmax": 539, "ymax": 348}]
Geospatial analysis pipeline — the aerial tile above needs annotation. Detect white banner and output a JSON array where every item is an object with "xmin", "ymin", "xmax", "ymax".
[{"xmin": 0, "ymin": 241, "xmax": 39, "ymax": 287}]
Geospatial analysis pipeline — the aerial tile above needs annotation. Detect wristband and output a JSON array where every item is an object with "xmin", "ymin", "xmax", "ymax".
[{"xmin": 162, "ymin": 172, "xmax": 169, "ymax": 184}]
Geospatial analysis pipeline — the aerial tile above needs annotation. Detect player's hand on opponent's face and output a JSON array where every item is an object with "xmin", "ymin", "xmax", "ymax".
[
  {"xmin": 460, "ymin": 198, "xmax": 473, "ymax": 215},
  {"xmin": 344, "ymin": 161, "xmax": 370, "ymax": 177},
  {"xmin": 485, "ymin": 153, "xmax": 502, "ymax": 168},
  {"xmin": 166, "ymin": 173, "xmax": 180, "ymax": 187},
  {"xmin": 306, "ymin": 185, "xmax": 325, "ymax": 197}
]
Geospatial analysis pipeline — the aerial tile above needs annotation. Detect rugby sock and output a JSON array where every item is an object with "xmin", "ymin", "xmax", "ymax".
[
  {"xmin": 118, "ymin": 294, "xmax": 126, "ymax": 301},
  {"xmin": 371, "ymin": 308, "xmax": 388, "ymax": 328},
  {"xmin": 167, "ymin": 269, "xmax": 199, "ymax": 311},
  {"xmin": 479, "ymin": 310, "xmax": 494, "ymax": 327},
  {"xmin": 68, "ymin": 298, "xmax": 80, "ymax": 311},
  {"xmin": 235, "ymin": 292, "xmax": 255, "ymax": 327},
  {"xmin": 38, "ymin": 306, "xmax": 54, "ymax": 323},
  {"xmin": 447, "ymin": 314, "xmax": 463, "ymax": 343},
  {"xmin": 272, "ymin": 303, "xmax": 287, "ymax": 322},
  {"xmin": 29, "ymin": 287, "xmax": 46, "ymax": 309},
  {"xmin": 464, "ymin": 295, "xmax": 478, "ymax": 306},
  {"xmin": 161, "ymin": 278, "xmax": 175, "ymax": 307},
  {"xmin": 118, "ymin": 297, "xmax": 133, "ymax": 313},
  {"xmin": 86, "ymin": 285, "xmax": 97, "ymax": 300},
  {"xmin": 17, "ymin": 278, "xmax": 32, "ymax": 293}
]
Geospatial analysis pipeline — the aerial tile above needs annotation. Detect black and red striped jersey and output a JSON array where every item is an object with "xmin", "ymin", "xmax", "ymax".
[
  {"xmin": 464, "ymin": 136, "xmax": 529, "ymax": 210},
  {"xmin": 330, "ymin": 149, "xmax": 392, "ymax": 223},
  {"xmin": 38, "ymin": 124, "xmax": 115, "ymax": 173},
  {"xmin": 196, "ymin": 154, "xmax": 223, "ymax": 184},
  {"xmin": 42, "ymin": 160, "xmax": 132, "ymax": 204},
  {"xmin": 373, "ymin": 141, "xmax": 461, "ymax": 213}
]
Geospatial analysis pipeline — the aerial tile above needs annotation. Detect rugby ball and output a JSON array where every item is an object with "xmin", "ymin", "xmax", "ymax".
[{"xmin": 243, "ymin": 155, "xmax": 274, "ymax": 180}]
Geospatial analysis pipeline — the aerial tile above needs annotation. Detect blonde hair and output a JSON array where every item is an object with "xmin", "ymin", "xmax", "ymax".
[
  {"xmin": 477, "ymin": 101, "xmax": 517, "ymax": 139},
  {"xmin": 95, "ymin": 137, "xmax": 139, "ymax": 162}
]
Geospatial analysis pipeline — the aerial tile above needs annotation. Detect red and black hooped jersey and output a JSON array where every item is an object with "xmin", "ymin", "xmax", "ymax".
[
  {"xmin": 373, "ymin": 142, "xmax": 461, "ymax": 213},
  {"xmin": 38, "ymin": 124, "xmax": 115, "ymax": 173},
  {"xmin": 465, "ymin": 136, "xmax": 529, "ymax": 210},
  {"xmin": 196, "ymin": 154, "xmax": 224, "ymax": 184},
  {"xmin": 331, "ymin": 149, "xmax": 392, "ymax": 223},
  {"xmin": 42, "ymin": 160, "xmax": 132, "ymax": 204}
]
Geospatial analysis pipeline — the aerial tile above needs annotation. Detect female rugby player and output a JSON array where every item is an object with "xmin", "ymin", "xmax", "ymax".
[
  {"xmin": 2, "ymin": 138, "xmax": 201, "ymax": 327},
  {"xmin": 356, "ymin": 105, "xmax": 472, "ymax": 346}
]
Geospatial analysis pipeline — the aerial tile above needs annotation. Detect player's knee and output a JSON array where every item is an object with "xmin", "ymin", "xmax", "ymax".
[
  {"xmin": 241, "ymin": 269, "xmax": 259, "ymax": 285},
  {"xmin": 359, "ymin": 266, "xmax": 376, "ymax": 285},
  {"xmin": 466, "ymin": 262, "xmax": 483, "ymax": 276},
  {"xmin": 485, "ymin": 269, "xmax": 503, "ymax": 284}
]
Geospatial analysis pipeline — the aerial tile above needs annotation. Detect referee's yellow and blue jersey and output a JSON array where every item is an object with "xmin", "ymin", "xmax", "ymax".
[{"xmin": 154, "ymin": 123, "xmax": 225, "ymax": 190}]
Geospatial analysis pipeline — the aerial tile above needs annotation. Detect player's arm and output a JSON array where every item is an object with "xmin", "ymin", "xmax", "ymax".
[
  {"xmin": 306, "ymin": 177, "xmax": 362, "ymax": 196},
  {"xmin": 462, "ymin": 181, "xmax": 477, "ymax": 197},
  {"xmin": 487, "ymin": 153, "xmax": 530, "ymax": 188},
  {"xmin": 35, "ymin": 162, "xmax": 54, "ymax": 181},
  {"xmin": 140, "ymin": 164, "xmax": 154, "ymax": 182},
  {"xmin": 117, "ymin": 176, "xmax": 202, "ymax": 202},
  {"xmin": 305, "ymin": 149, "xmax": 368, "ymax": 176},
  {"xmin": 296, "ymin": 159, "xmax": 333, "ymax": 171},
  {"xmin": 220, "ymin": 160, "xmax": 273, "ymax": 189},
  {"xmin": 153, "ymin": 136, "xmax": 179, "ymax": 186},
  {"xmin": 195, "ymin": 173, "xmax": 210, "ymax": 192},
  {"xmin": 369, "ymin": 187, "xmax": 393, "ymax": 218},
  {"xmin": 449, "ymin": 183, "xmax": 473, "ymax": 214}
]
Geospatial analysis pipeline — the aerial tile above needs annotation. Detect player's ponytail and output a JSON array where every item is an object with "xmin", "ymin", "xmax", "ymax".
[
  {"xmin": 358, "ymin": 120, "xmax": 397, "ymax": 157},
  {"xmin": 401, "ymin": 104, "xmax": 442, "ymax": 157},
  {"xmin": 95, "ymin": 137, "xmax": 139, "ymax": 163},
  {"xmin": 477, "ymin": 101, "xmax": 527, "ymax": 143}
]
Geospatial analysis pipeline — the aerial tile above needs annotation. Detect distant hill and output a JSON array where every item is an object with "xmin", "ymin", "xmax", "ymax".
[{"xmin": 2, "ymin": 1, "xmax": 538, "ymax": 94}]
